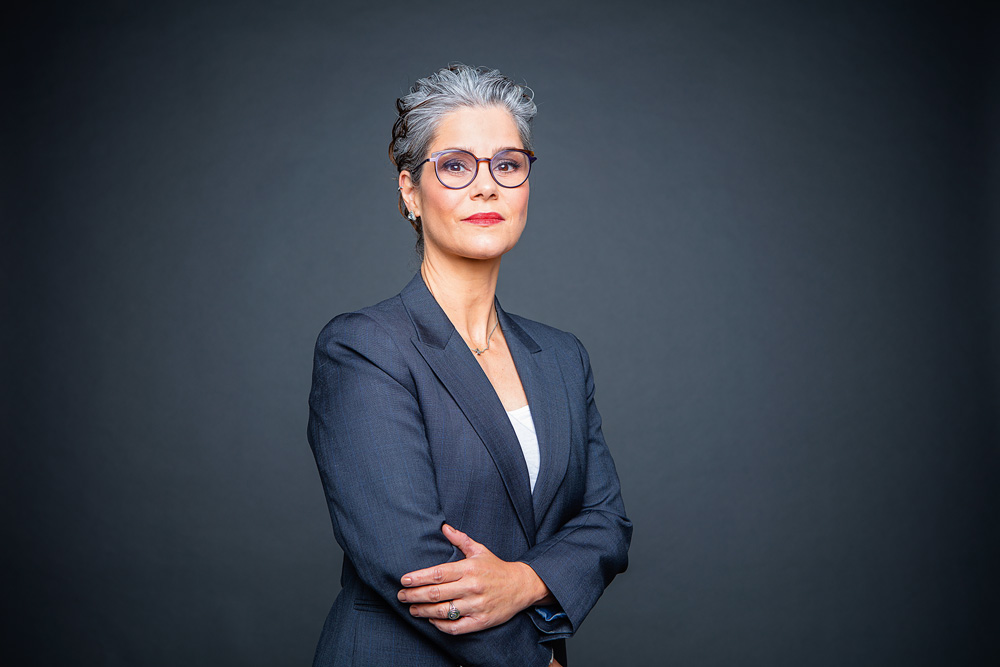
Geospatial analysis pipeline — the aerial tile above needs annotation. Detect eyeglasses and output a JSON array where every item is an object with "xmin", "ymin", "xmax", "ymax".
[{"xmin": 419, "ymin": 149, "xmax": 537, "ymax": 189}]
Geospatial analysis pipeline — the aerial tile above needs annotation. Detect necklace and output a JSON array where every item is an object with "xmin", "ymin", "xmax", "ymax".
[{"xmin": 471, "ymin": 306, "xmax": 499, "ymax": 355}]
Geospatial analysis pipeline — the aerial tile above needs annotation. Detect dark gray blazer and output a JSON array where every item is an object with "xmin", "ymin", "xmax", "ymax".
[{"xmin": 308, "ymin": 273, "xmax": 632, "ymax": 666}]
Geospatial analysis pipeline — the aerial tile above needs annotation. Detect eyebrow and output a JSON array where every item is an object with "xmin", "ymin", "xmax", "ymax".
[{"xmin": 441, "ymin": 146, "xmax": 524, "ymax": 155}]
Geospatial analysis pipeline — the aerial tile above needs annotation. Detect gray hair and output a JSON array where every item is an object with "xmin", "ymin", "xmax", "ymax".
[{"xmin": 389, "ymin": 64, "xmax": 537, "ymax": 256}]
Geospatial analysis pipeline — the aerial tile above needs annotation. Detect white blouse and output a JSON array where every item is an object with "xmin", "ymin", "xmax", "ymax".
[{"xmin": 506, "ymin": 404, "xmax": 540, "ymax": 493}]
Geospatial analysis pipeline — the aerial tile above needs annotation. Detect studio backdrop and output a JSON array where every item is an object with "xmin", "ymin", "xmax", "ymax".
[{"xmin": 5, "ymin": 1, "xmax": 997, "ymax": 665}]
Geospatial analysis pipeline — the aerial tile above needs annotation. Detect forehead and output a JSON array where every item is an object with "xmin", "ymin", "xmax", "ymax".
[{"xmin": 430, "ymin": 106, "xmax": 522, "ymax": 153}]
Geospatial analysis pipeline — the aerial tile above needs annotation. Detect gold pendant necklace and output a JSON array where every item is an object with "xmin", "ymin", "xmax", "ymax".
[{"xmin": 472, "ymin": 305, "xmax": 499, "ymax": 355}]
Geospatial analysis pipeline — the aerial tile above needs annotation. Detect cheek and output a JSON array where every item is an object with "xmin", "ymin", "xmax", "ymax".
[
  {"xmin": 423, "ymin": 189, "xmax": 463, "ymax": 218},
  {"xmin": 515, "ymin": 182, "xmax": 530, "ymax": 209},
  {"xmin": 510, "ymin": 191, "xmax": 530, "ymax": 223}
]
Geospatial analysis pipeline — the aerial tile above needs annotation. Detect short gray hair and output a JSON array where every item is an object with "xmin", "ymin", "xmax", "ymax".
[{"xmin": 389, "ymin": 64, "xmax": 537, "ymax": 256}]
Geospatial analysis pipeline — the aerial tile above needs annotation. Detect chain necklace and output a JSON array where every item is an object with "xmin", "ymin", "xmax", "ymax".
[
  {"xmin": 471, "ymin": 305, "xmax": 500, "ymax": 355},
  {"xmin": 421, "ymin": 267, "xmax": 498, "ymax": 355}
]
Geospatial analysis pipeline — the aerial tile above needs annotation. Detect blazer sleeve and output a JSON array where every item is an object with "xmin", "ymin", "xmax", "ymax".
[
  {"xmin": 308, "ymin": 312, "xmax": 553, "ymax": 667},
  {"xmin": 518, "ymin": 334, "xmax": 633, "ymax": 637}
]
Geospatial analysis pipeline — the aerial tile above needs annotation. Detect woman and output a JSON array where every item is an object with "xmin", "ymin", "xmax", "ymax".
[{"xmin": 308, "ymin": 64, "xmax": 631, "ymax": 667}]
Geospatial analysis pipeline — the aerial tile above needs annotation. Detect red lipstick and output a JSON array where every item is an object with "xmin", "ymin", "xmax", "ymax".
[{"xmin": 462, "ymin": 212, "xmax": 504, "ymax": 226}]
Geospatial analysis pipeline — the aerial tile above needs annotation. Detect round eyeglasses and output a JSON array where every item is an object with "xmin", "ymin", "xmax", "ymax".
[{"xmin": 419, "ymin": 149, "xmax": 537, "ymax": 189}]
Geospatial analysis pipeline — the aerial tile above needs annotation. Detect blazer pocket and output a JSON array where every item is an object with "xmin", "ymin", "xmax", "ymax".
[{"xmin": 352, "ymin": 595, "xmax": 392, "ymax": 614}]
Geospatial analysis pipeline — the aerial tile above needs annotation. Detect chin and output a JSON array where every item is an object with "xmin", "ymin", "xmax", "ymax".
[
  {"xmin": 459, "ymin": 248, "xmax": 511, "ymax": 261},
  {"xmin": 464, "ymin": 237, "xmax": 520, "ymax": 260},
  {"xmin": 426, "ymin": 227, "xmax": 524, "ymax": 262}
]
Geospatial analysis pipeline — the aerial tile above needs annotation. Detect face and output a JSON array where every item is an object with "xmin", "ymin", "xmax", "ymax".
[{"xmin": 400, "ymin": 106, "xmax": 530, "ymax": 263}]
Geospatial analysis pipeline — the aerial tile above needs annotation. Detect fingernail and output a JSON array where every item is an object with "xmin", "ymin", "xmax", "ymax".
[
  {"xmin": 402, "ymin": 576, "xmax": 412, "ymax": 585},
  {"xmin": 397, "ymin": 591, "xmax": 406, "ymax": 602}
]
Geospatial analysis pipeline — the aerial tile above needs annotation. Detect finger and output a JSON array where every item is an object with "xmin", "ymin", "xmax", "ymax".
[
  {"xmin": 408, "ymin": 598, "xmax": 475, "ymax": 620},
  {"xmin": 400, "ymin": 561, "xmax": 464, "ymax": 587},
  {"xmin": 428, "ymin": 616, "xmax": 484, "ymax": 636},
  {"xmin": 396, "ymin": 581, "xmax": 464, "ymax": 604},
  {"xmin": 442, "ymin": 523, "xmax": 483, "ymax": 557}
]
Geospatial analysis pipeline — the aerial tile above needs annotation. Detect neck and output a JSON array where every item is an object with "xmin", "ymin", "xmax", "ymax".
[{"xmin": 420, "ymin": 253, "xmax": 501, "ymax": 349}]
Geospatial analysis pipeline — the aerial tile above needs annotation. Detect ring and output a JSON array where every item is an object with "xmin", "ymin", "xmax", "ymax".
[{"xmin": 447, "ymin": 601, "xmax": 461, "ymax": 621}]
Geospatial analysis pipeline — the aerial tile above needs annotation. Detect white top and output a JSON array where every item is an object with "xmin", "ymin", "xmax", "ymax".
[{"xmin": 506, "ymin": 405, "xmax": 540, "ymax": 493}]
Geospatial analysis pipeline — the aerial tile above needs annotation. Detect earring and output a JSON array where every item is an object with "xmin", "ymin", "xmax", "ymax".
[{"xmin": 407, "ymin": 211, "xmax": 416, "ymax": 221}]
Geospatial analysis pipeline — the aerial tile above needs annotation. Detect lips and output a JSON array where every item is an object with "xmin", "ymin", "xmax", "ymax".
[{"xmin": 462, "ymin": 212, "xmax": 504, "ymax": 225}]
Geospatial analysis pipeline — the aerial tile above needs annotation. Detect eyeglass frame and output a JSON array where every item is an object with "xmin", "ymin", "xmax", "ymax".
[{"xmin": 417, "ymin": 148, "xmax": 537, "ymax": 189}]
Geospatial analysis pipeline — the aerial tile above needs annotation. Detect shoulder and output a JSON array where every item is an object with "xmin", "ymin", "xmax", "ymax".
[
  {"xmin": 313, "ymin": 294, "xmax": 415, "ymax": 377},
  {"xmin": 316, "ymin": 294, "xmax": 411, "ymax": 346}
]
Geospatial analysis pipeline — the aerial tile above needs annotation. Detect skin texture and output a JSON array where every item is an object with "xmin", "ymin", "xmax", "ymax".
[
  {"xmin": 397, "ymin": 525, "xmax": 550, "ymax": 632},
  {"xmin": 400, "ymin": 106, "xmax": 532, "ymax": 413},
  {"xmin": 400, "ymin": 105, "xmax": 530, "ymax": 271},
  {"xmin": 396, "ymin": 108, "xmax": 562, "ymax": 665}
]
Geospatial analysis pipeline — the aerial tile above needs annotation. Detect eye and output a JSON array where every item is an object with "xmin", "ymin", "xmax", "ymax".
[
  {"xmin": 493, "ymin": 159, "xmax": 522, "ymax": 173},
  {"xmin": 441, "ymin": 158, "xmax": 471, "ymax": 173}
]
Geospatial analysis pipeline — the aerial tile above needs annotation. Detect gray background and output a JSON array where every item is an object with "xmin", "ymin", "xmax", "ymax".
[{"xmin": 4, "ymin": 1, "xmax": 998, "ymax": 665}]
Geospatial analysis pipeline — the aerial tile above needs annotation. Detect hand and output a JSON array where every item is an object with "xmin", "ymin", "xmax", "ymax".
[{"xmin": 397, "ymin": 524, "xmax": 551, "ymax": 635}]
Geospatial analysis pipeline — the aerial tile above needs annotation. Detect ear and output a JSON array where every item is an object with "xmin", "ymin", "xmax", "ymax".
[{"xmin": 399, "ymin": 171, "xmax": 420, "ymax": 218}]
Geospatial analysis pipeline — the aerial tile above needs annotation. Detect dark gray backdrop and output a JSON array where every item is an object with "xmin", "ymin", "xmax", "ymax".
[{"xmin": 5, "ymin": 1, "xmax": 997, "ymax": 665}]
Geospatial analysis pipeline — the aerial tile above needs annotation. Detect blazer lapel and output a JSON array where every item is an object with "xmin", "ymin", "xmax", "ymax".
[
  {"xmin": 401, "ymin": 274, "xmax": 537, "ymax": 544},
  {"xmin": 497, "ymin": 304, "xmax": 572, "ymax": 523}
]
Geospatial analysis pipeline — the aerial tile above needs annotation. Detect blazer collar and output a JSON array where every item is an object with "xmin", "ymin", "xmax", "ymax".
[
  {"xmin": 497, "ymin": 306, "xmax": 571, "ymax": 523},
  {"xmin": 399, "ymin": 272, "xmax": 570, "ymax": 538},
  {"xmin": 399, "ymin": 271, "xmax": 544, "ymax": 352},
  {"xmin": 399, "ymin": 272, "xmax": 456, "ymax": 350}
]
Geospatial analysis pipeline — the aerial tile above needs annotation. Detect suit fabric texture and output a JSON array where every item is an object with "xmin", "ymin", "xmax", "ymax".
[{"xmin": 307, "ymin": 273, "xmax": 632, "ymax": 666}]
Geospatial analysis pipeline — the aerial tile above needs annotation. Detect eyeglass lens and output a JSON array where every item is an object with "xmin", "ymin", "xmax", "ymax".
[{"xmin": 434, "ymin": 150, "xmax": 531, "ymax": 189}]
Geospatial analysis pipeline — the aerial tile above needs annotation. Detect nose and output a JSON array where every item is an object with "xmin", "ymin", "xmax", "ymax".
[{"xmin": 469, "ymin": 158, "xmax": 498, "ymax": 198}]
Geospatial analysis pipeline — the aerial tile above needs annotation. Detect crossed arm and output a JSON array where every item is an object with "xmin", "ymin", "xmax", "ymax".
[
  {"xmin": 309, "ymin": 314, "xmax": 629, "ymax": 666},
  {"xmin": 399, "ymin": 523, "xmax": 554, "ymax": 633},
  {"xmin": 399, "ymin": 523, "xmax": 563, "ymax": 666}
]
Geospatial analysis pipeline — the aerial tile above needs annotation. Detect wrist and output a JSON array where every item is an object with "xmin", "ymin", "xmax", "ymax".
[{"xmin": 515, "ymin": 561, "xmax": 553, "ymax": 608}]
